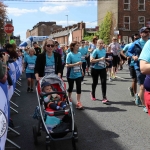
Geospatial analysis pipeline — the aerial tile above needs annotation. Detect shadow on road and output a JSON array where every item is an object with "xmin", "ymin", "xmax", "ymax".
[{"xmin": 83, "ymin": 106, "xmax": 127, "ymax": 112}]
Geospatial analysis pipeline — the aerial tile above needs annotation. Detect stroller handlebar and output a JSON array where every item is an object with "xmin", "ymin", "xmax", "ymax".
[{"xmin": 40, "ymin": 91, "xmax": 66, "ymax": 97}]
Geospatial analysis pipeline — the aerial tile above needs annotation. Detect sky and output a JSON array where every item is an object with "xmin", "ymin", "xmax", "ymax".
[{"xmin": 4, "ymin": 0, "xmax": 97, "ymax": 41}]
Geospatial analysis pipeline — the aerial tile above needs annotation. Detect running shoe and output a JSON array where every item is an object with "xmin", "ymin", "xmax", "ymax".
[
  {"xmin": 135, "ymin": 94, "xmax": 142, "ymax": 106},
  {"xmin": 143, "ymin": 106, "xmax": 148, "ymax": 113},
  {"xmin": 27, "ymin": 87, "xmax": 30, "ymax": 92},
  {"xmin": 76, "ymin": 102, "xmax": 84, "ymax": 109},
  {"xmin": 102, "ymin": 98, "xmax": 110, "ymax": 104},
  {"xmin": 128, "ymin": 87, "xmax": 134, "ymax": 97},
  {"xmin": 109, "ymin": 78, "xmax": 112, "ymax": 82},
  {"xmin": 90, "ymin": 92, "xmax": 96, "ymax": 101},
  {"xmin": 81, "ymin": 81, "xmax": 85, "ymax": 84},
  {"xmin": 30, "ymin": 89, "xmax": 34, "ymax": 92}
]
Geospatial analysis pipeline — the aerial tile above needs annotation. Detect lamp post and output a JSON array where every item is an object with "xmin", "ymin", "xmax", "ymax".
[{"xmin": 66, "ymin": 15, "xmax": 69, "ymax": 45}]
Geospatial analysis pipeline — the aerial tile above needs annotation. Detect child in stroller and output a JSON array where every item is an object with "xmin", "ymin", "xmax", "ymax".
[{"xmin": 41, "ymin": 82, "xmax": 67, "ymax": 110}]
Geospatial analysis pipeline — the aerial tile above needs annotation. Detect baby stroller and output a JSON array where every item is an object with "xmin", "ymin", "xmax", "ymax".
[{"xmin": 33, "ymin": 74, "xmax": 78, "ymax": 150}]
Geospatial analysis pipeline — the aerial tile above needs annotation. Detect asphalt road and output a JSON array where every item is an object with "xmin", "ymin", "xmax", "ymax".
[{"xmin": 5, "ymin": 65, "xmax": 150, "ymax": 150}]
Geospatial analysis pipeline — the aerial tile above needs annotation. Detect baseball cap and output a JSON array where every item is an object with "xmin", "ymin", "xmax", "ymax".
[
  {"xmin": 139, "ymin": 27, "xmax": 150, "ymax": 33},
  {"xmin": 41, "ymin": 82, "xmax": 51, "ymax": 90}
]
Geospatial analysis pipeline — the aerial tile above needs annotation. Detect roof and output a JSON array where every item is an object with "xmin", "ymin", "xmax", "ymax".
[
  {"xmin": 50, "ymin": 27, "xmax": 78, "ymax": 38},
  {"xmin": 86, "ymin": 31, "xmax": 97, "ymax": 34}
]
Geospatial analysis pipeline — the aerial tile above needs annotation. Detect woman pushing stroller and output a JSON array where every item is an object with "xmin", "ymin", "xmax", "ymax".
[{"xmin": 34, "ymin": 38, "xmax": 62, "ymax": 81}]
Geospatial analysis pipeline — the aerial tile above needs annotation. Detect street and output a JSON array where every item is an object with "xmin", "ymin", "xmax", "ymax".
[{"xmin": 6, "ymin": 66, "xmax": 150, "ymax": 150}]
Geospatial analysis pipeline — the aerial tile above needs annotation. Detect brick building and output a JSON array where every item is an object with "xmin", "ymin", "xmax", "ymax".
[
  {"xmin": 50, "ymin": 22, "xmax": 85, "ymax": 45},
  {"xmin": 26, "ymin": 21, "xmax": 62, "ymax": 38},
  {"xmin": 98, "ymin": 0, "xmax": 150, "ymax": 43}
]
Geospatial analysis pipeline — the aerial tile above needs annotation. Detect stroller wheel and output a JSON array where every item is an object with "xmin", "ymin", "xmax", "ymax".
[{"xmin": 33, "ymin": 125, "xmax": 38, "ymax": 145}]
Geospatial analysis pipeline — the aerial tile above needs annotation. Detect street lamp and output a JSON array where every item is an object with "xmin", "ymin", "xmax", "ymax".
[{"xmin": 66, "ymin": 15, "xmax": 69, "ymax": 45}]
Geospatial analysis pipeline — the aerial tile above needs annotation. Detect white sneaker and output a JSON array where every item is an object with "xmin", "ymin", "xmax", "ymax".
[
  {"xmin": 81, "ymin": 81, "xmax": 85, "ymax": 84},
  {"xmin": 109, "ymin": 78, "xmax": 112, "ymax": 82}
]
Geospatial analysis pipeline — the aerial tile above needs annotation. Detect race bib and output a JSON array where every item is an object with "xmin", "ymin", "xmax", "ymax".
[
  {"xmin": 28, "ymin": 64, "xmax": 35, "ymax": 70},
  {"xmin": 81, "ymin": 56, "xmax": 85, "ymax": 60},
  {"xmin": 45, "ymin": 65, "xmax": 55, "ymax": 75},
  {"xmin": 73, "ymin": 66, "xmax": 81, "ymax": 73},
  {"xmin": 98, "ymin": 61, "xmax": 106, "ymax": 68},
  {"xmin": 108, "ymin": 56, "xmax": 112, "ymax": 60}
]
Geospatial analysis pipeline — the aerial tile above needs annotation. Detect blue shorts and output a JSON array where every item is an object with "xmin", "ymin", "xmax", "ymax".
[
  {"xmin": 26, "ymin": 73, "xmax": 35, "ymax": 79},
  {"xmin": 135, "ymin": 69, "xmax": 146, "ymax": 85}
]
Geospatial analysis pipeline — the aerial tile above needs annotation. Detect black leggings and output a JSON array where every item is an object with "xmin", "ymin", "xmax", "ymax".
[
  {"xmin": 82, "ymin": 62, "xmax": 86, "ymax": 81},
  {"xmin": 67, "ymin": 77, "xmax": 82, "ymax": 94},
  {"xmin": 85, "ymin": 55, "xmax": 90, "ymax": 68},
  {"xmin": 91, "ymin": 68, "xmax": 107, "ymax": 99}
]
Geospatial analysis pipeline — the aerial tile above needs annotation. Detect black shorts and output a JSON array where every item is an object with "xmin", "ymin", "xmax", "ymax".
[
  {"xmin": 121, "ymin": 55, "xmax": 127, "ymax": 61},
  {"xmin": 117, "ymin": 56, "xmax": 120, "ymax": 65},
  {"xmin": 129, "ymin": 66, "xmax": 137, "ymax": 79},
  {"xmin": 112, "ymin": 55, "xmax": 119, "ymax": 67}
]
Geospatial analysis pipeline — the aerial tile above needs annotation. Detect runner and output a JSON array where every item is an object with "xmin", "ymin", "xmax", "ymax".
[
  {"xmin": 128, "ymin": 27, "xmax": 150, "ymax": 113},
  {"xmin": 34, "ymin": 38, "xmax": 62, "ymax": 81},
  {"xmin": 78, "ymin": 40, "xmax": 88, "ymax": 84},
  {"xmin": 60, "ymin": 45, "xmax": 66, "ymax": 78},
  {"xmin": 139, "ymin": 39, "xmax": 150, "ymax": 115},
  {"xmin": 105, "ymin": 46, "xmax": 113, "ymax": 82},
  {"xmin": 23, "ymin": 47, "xmax": 37, "ymax": 92},
  {"xmin": 85, "ymin": 41, "xmax": 90, "ymax": 76},
  {"xmin": 33, "ymin": 42, "xmax": 41, "ymax": 56},
  {"xmin": 88, "ymin": 37, "xmax": 97, "ymax": 54},
  {"xmin": 109, "ymin": 37, "xmax": 121, "ymax": 79},
  {"xmin": 66, "ymin": 41, "xmax": 84, "ymax": 109},
  {"xmin": 90, "ymin": 39, "xmax": 109, "ymax": 104},
  {"xmin": 120, "ymin": 34, "xmax": 139, "ymax": 99}
]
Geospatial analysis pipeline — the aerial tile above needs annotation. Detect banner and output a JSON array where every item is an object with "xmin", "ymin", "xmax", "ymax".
[
  {"xmin": 8, "ymin": 63, "xmax": 16, "ymax": 90},
  {"xmin": 0, "ymin": 85, "xmax": 8, "ymax": 150},
  {"xmin": 13, "ymin": 62, "xmax": 21, "ymax": 81}
]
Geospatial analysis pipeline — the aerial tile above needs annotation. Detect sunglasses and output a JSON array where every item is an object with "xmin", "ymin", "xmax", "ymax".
[
  {"xmin": 46, "ymin": 44, "xmax": 55, "ymax": 48},
  {"xmin": 143, "ymin": 31, "xmax": 150, "ymax": 33}
]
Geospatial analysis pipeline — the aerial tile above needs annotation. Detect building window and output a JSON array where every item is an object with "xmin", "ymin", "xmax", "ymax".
[
  {"xmin": 138, "ymin": 16, "xmax": 145, "ymax": 29},
  {"xmin": 138, "ymin": 0, "xmax": 145, "ymax": 11},
  {"xmin": 124, "ymin": 16, "xmax": 130, "ymax": 30},
  {"xmin": 124, "ymin": 0, "xmax": 130, "ymax": 10}
]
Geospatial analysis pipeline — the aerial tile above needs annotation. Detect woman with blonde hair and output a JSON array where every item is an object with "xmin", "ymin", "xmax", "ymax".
[
  {"xmin": 34, "ymin": 38, "xmax": 62, "ymax": 81},
  {"xmin": 90, "ymin": 39, "xmax": 109, "ymax": 104},
  {"xmin": 24, "ymin": 47, "xmax": 37, "ymax": 92}
]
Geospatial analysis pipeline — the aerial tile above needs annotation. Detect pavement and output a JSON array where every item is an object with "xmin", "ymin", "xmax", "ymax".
[{"xmin": 5, "ymin": 65, "xmax": 150, "ymax": 150}]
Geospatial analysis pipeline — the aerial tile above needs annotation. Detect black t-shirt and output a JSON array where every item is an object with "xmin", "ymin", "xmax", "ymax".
[
  {"xmin": 34, "ymin": 47, "xmax": 41, "ymax": 56},
  {"xmin": 106, "ymin": 52, "xmax": 113, "ymax": 62}
]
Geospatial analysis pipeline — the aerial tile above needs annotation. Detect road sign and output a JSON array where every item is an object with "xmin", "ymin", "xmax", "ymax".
[{"xmin": 4, "ymin": 24, "xmax": 14, "ymax": 35}]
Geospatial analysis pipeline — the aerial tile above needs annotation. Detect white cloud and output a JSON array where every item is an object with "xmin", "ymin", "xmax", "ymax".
[
  {"xmin": 85, "ymin": 21, "xmax": 97, "ymax": 28},
  {"xmin": 39, "ymin": 5, "xmax": 67, "ymax": 14},
  {"xmin": 7, "ymin": 8, "xmax": 37, "ymax": 16},
  {"xmin": 43, "ymin": 0, "xmax": 88, "ymax": 7},
  {"xmin": 56, "ymin": 20, "xmax": 77, "ymax": 26}
]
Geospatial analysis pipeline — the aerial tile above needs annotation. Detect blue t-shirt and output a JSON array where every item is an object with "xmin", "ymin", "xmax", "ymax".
[
  {"xmin": 91, "ymin": 48, "xmax": 106, "ymax": 69},
  {"xmin": 139, "ymin": 40, "xmax": 150, "ymax": 91},
  {"xmin": 66, "ymin": 48, "xmax": 71, "ymax": 54},
  {"xmin": 89, "ymin": 43, "xmax": 96, "ymax": 55},
  {"xmin": 123, "ymin": 43, "xmax": 134, "ymax": 66},
  {"xmin": 24, "ymin": 55, "xmax": 37, "ymax": 73},
  {"xmin": 66, "ymin": 52, "xmax": 82, "ymax": 79},
  {"xmin": 45, "ymin": 53, "xmax": 55, "ymax": 75},
  {"xmin": 139, "ymin": 38, "xmax": 146, "ymax": 49},
  {"xmin": 78, "ymin": 47, "xmax": 88, "ymax": 62}
]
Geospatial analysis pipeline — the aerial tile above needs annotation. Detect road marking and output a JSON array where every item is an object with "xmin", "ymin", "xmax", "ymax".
[{"xmin": 115, "ymin": 76, "xmax": 127, "ymax": 80}]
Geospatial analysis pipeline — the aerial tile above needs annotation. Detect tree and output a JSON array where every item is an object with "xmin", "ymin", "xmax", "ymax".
[
  {"xmin": 98, "ymin": 11, "xmax": 112, "ymax": 44},
  {"xmin": 0, "ymin": 2, "xmax": 7, "ymax": 45}
]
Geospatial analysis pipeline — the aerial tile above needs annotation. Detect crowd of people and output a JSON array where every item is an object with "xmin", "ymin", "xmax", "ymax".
[{"xmin": 0, "ymin": 26, "xmax": 150, "ymax": 149}]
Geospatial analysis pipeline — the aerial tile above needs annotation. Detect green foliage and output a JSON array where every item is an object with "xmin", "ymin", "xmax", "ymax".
[
  {"xmin": 98, "ymin": 11, "xmax": 112, "ymax": 44},
  {"xmin": 83, "ymin": 35, "xmax": 94, "ymax": 42}
]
